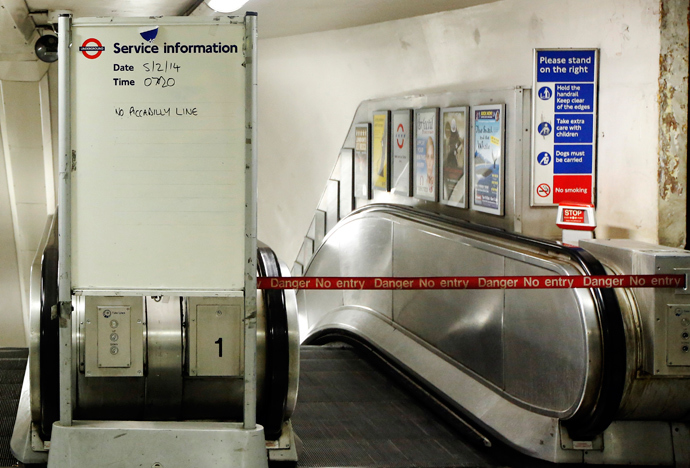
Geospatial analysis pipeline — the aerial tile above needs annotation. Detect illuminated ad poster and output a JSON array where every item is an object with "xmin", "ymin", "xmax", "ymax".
[
  {"xmin": 440, "ymin": 107, "xmax": 468, "ymax": 208},
  {"xmin": 354, "ymin": 123, "xmax": 372, "ymax": 200},
  {"xmin": 413, "ymin": 108, "xmax": 439, "ymax": 202},
  {"xmin": 471, "ymin": 104, "xmax": 505, "ymax": 215},
  {"xmin": 391, "ymin": 109, "xmax": 413, "ymax": 196},
  {"xmin": 531, "ymin": 49, "xmax": 598, "ymax": 206},
  {"xmin": 372, "ymin": 111, "xmax": 390, "ymax": 192}
]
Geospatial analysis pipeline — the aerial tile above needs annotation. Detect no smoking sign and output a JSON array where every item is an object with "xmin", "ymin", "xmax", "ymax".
[{"xmin": 537, "ymin": 183, "xmax": 551, "ymax": 198}]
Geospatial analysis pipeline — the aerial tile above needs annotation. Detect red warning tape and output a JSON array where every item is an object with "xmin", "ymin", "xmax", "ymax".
[{"xmin": 258, "ymin": 274, "xmax": 686, "ymax": 290}]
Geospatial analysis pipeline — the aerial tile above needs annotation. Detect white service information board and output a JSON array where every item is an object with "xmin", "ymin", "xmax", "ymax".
[{"xmin": 71, "ymin": 18, "xmax": 247, "ymax": 292}]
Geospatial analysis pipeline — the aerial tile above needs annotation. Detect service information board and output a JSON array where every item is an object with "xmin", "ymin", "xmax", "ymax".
[
  {"xmin": 531, "ymin": 49, "xmax": 598, "ymax": 206},
  {"xmin": 71, "ymin": 18, "xmax": 247, "ymax": 291}
]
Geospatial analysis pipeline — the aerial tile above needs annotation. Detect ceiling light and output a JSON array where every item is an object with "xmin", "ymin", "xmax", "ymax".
[{"xmin": 205, "ymin": 0, "xmax": 250, "ymax": 13}]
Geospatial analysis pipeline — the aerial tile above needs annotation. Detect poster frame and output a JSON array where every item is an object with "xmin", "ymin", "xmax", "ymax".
[
  {"xmin": 470, "ymin": 103, "xmax": 506, "ymax": 216},
  {"xmin": 439, "ymin": 106, "xmax": 469, "ymax": 208},
  {"xmin": 354, "ymin": 123, "xmax": 372, "ymax": 200},
  {"xmin": 372, "ymin": 110, "xmax": 391, "ymax": 192},
  {"xmin": 391, "ymin": 109, "xmax": 413, "ymax": 197},
  {"xmin": 412, "ymin": 107, "xmax": 439, "ymax": 202}
]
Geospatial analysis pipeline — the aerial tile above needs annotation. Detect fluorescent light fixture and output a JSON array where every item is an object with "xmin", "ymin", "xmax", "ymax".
[{"xmin": 205, "ymin": 0, "xmax": 249, "ymax": 13}]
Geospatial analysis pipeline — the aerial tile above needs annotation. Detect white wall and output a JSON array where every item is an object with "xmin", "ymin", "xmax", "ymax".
[
  {"xmin": 256, "ymin": 0, "xmax": 664, "ymax": 264},
  {"xmin": 0, "ymin": 78, "xmax": 54, "ymax": 347}
]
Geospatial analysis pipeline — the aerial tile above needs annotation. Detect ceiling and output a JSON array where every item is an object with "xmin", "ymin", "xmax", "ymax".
[{"xmin": 24, "ymin": 0, "xmax": 500, "ymax": 39}]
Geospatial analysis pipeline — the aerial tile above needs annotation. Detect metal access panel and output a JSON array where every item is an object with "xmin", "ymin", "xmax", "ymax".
[
  {"xmin": 188, "ymin": 297, "xmax": 244, "ymax": 377},
  {"xmin": 83, "ymin": 296, "xmax": 145, "ymax": 377},
  {"xmin": 666, "ymin": 305, "xmax": 690, "ymax": 367},
  {"xmin": 580, "ymin": 239, "xmax": 690, "ymax": 376}
]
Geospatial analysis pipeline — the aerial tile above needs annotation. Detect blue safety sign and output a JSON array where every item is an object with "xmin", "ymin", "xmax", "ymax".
[
  {"xmin": 536, "ymin": 50, "xmax": 596, "ymax": 82},
  {"xmin": 554, "ymin": 145, "xmax": 592, "ymax": 174},
  {"xmin": 554, "ymin": 114, "xmax": 594, "ymax": 143},
  {"xmin": 531, "ymin": 49, "xmax": 598, "ymax": 206},
  {"xmin": 555, "ymin": 84, "xmax": 594, "ymax": 112}
]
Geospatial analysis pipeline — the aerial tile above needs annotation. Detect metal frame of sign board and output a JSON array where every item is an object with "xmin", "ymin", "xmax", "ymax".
[
  {"xmin": 391, "ymin": 109, "xmax": 413, "ymax": 197},
  {"xmin": 530, "ymin": 48, "xmax": 599, "ymax": 207},
  {"xmin": 470, "ymin": 103, "xmax": 506, "ymax": 216},
  {"xmin": 439, "ymin": 106, "xmax": 469, "ymax": 209},
  {"xmin": 57, "ymin": 14, "xmax": 259, "ymax": 429},
  {"xmin": 413, "ymin": 108, "xmax": 440, "ymax": 202}
]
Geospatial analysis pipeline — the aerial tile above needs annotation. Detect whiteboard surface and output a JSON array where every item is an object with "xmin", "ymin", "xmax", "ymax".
[{"xmin": 71, "ymin": 19, "xmax": 247, "ymax": 292}]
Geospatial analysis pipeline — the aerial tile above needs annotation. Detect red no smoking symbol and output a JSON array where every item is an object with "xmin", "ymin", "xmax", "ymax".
[{"xmin": 537, "ymin": 183, "xmax": 551, "ymax": 197}]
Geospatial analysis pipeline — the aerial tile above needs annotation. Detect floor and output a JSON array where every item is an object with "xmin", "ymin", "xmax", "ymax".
[
  {"xmin": 0, "ymin": 345, "xmax": 653, "ymax": 468},
  {"xmin": 0, "ymin": 348, "xmax": 27, "ymax": 468},
  {"xmin": 291, "ymin": 345, "xmax": 559, "ymax": 468}
]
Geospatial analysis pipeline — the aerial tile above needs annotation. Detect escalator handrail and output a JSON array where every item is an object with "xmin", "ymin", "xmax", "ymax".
[{"xmin": 257, "ymin": 243, "xmax": 290, "ymax": 440}]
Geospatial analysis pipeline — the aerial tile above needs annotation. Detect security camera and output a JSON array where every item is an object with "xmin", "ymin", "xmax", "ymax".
[{"xmin": 35, "ymin": 33, "xmax": 58, "ymax": 63}]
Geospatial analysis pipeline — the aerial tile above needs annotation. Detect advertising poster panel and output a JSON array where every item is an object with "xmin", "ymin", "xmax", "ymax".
[
  {"xmin": 471, "ymin": 104, "xmax": 505, "ymax": 215},
  {"xmin": 391, "ymin": 109, "xmax": 412, "ymax": 196},
  {"xmin": 372, "ymin": 111, "xmax": 390, "ymax": 192},
  {"xmin": 440, "ymin": 107, "xmax": 468, "ymax": 208},
  {"xmin": 413, "ymin": 108, "xmax": 439, "ymax": 202},
  {"xmin": 354, "ymin": 123, "xmax": 372, "ymax": 200}
]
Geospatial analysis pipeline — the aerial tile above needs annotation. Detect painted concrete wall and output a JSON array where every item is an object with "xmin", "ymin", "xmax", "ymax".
[
  {"xmin": 256, "ymin": 0, "xmax": 667, "ymax": 264},
  {"xmin": 0, "ymin": 78, "xmax": 53, "ymax": 347}
]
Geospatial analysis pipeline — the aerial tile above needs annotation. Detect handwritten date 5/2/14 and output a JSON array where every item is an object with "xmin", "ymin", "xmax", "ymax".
[{"xmin": 142, "ymin": 61, "xmax": 181, "ymax": 73}]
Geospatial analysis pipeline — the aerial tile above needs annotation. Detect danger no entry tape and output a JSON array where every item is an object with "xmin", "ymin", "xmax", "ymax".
[{"xmin": 257, "ymin": 274, "xmax": 686, "ymax": 290}]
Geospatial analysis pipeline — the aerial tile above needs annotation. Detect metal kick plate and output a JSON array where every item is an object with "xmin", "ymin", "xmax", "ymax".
[
  {"xmin": 667, "ymin": 305, "xmax": 690, "ymax": 367},
  {"xmin": 97, "ymin": 306, "xmax": 131, "ymax": 368}
]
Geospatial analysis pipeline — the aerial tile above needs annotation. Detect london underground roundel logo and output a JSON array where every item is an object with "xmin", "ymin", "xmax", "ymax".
[
  {"xmin": 396, "ymin": 123, "xmax": 405, "ymax": 149},
  {"xmin": 79, "ymin": 38, "xmax": 105, "ymax": 59}
]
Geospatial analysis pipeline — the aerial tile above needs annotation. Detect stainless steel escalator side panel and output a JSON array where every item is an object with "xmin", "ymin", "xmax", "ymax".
[
  {"xmin": 305, "ymin": 307, "xmax": 583, "ymax": 464},
  {"xmin": 300, "ymin": 208, "xmax": 602, "ymax": 421},
  {"xmin": 580, "ymin": 239, "xmax": 690, "ymax": 421}
]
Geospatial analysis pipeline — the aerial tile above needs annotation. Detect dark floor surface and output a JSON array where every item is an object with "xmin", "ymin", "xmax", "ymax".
[
  {"xmin": 292, "ymin": 345, "xmax": 562, "ymax": 468},
  {"xmin": 0, "ymin": 348, "xmax": 27, "ymax": 468},
  {"xmin": 0, "ymin": 346, "xmax": 658, "ymax": 468}
]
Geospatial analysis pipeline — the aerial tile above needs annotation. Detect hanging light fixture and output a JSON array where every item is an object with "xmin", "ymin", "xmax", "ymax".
[{"xmin": 204, "ymin": 0, "xmax": 250, "ymax": 13}]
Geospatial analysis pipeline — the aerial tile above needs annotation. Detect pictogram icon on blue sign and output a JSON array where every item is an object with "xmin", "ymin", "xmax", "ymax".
[
  {"xmin": 538, "ymin": 87, "xmax": 552, "ymax": 100},
  {"xmin": 538, "ymin": 122, "xmax": 552, "ymax": 136}
]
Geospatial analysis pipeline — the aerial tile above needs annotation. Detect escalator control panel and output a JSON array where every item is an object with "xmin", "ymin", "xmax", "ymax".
[
  {"xmin": 667, "ymin": 305, "xmax": 690, "ymax": 366},
  {"xmin": 83, "ymin": 296, "xmax": 144, "ymax": 378},
  {"xmin": 97, "ymin": 306, "xmax": 131, "ymax": 368}
]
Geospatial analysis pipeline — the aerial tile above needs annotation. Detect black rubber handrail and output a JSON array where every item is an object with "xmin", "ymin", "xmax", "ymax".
[
  {"xmin": 39, "ymin": 218, "xmax": 60, "ymax": 441},
  {"xmin": 257, "ymin": 242, "xmax": 290, "ymax": 440},
  {"xmin": 318, "ymin": 203, "xmax": 626, "ymax": 440}
]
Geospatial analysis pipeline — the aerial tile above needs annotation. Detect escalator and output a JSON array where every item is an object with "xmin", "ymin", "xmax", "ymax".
[{"xmin": 295, "ymin": 204, "xmax": 690, "ymax": 465}]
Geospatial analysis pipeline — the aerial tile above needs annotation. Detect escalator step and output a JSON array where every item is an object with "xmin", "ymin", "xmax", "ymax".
[
  {"xmin": 292, "ymin": 346, "xmax": 493, "ymax": 467},
  {"xmin": 0, "ymin": 350, "xmax": 26, "ymax": 468}
]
